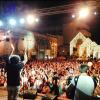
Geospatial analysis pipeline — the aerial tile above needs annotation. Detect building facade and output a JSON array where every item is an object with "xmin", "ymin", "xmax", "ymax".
[
  {"xmin": 70, "ymin": 32, "xmax": 100, "ymax": 60},
  {"xmin": 0, "ymin": 29, "xmax": 63, "ymax": 60}
]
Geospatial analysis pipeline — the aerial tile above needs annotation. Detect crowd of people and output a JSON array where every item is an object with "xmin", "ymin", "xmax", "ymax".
[{"xmin": 0, "ymin": 56, "xmax": 100, "ymax": 99}]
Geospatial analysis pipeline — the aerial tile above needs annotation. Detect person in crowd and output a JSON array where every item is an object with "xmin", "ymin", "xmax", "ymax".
[
  {"xmin": 51, "ymin": 72, "xmax": 60, "ymax": 96},
  {"xmin": 42, "ymin": 82, "xmax": 51, "ymax": 94},
  {"xmin": 0, "ymin": 51, "xmax": 100, "ymax": 99},
  {"xmin": 5, "ymin": 43, "xmax": 28, "ymax": 100},
  {"xmin": 68, "ymin": 64, "xmax": 97, "ymax": 100}
]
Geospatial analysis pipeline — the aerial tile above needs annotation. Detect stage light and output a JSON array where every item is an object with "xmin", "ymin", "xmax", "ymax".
[
  {"xmin": 26, "ymin": 15, "xmax": 35, "ymax": 25},
  {"xmin": 94, "ymin": 12, "xmax": 97, "ymax": 15},
  {"xmin": 79, "ymin": 7, "xmax": 90, "ymax": 19},
  {"xmin": 9, "ymin": 18, "xmax": 16, "ymax": 26},
  {"xmin": 19, "ymin": 18, "xmax": 25, "ymax": 24},
  {"xmin": 0, "ymin": 20, "xmax": 3, "ymax": 26},
  {"xmin": 35, "ymin": 18, "xmax": 39, "ymax": 22},
  {"xmin": 72, "ymin": 14, "xmax": 75, "ymax": 18}
]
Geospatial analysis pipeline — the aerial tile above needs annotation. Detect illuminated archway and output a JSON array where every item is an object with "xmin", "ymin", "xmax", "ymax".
[{"xmin": 70, "ymin": 32, "xmax": 86, "ymax": 56}]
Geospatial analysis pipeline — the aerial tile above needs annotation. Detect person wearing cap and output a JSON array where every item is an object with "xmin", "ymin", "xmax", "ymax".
[
  {"xmin": 68, "ymin": 64, "xmax": 97, "ymax": 100},
  {"xmin": 5, "ymin": 43, "xmax": 28, "ymax": 100}
]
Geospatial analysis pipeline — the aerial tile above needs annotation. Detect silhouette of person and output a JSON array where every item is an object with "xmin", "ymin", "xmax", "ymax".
[{"xmin": 5, "ymin": 43, "xmax": 28, "ymax": 100}]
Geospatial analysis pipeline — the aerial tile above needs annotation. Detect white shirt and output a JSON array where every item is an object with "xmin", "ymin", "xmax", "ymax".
[{"xmin": 71, "ymin": 74, "xmax": 95, "ymax": 96}]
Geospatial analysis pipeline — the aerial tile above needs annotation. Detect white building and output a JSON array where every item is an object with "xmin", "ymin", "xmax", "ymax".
[{"xmin": 70, "ymin": 32, "xmax": 100, "ymax": 59}]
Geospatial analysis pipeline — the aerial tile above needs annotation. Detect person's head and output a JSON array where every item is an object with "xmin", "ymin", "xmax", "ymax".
[
  {"xmin": 42, "ymin": 96, "xmax": 51, "ymax": 100},
  {"xmin": 79, "ymin": 64, "xmax": 89, "ymax": 73},
  {"xmin": 9, "ymin": 55, "xmax": 21, "ymax": 64}
]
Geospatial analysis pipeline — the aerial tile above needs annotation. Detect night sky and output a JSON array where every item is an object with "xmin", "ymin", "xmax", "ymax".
[{"xmin": 0, "ymin": 0, "xmax": 100, "ymax": 44}]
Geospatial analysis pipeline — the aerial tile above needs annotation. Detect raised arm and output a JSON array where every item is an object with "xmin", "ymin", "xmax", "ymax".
[
  {"xmin": 10, "ymin": 43, "xmax": 15, "ymax": 56},
  {"xmin": 5, "ymin": 43, "xmax": 15, "ymax": 72},
  {"xmin": 23, "ymin": 49, "xmax": 28, "ymax": 65}
]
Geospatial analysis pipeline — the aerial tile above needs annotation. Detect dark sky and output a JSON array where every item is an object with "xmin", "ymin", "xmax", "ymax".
[
  {"xmin": 0, "ymin": 0, "xmax": 100, "ymax": 44},
  {"xmin": 0, "ymin": 0, "xmax": 70, "ymax": 32}
]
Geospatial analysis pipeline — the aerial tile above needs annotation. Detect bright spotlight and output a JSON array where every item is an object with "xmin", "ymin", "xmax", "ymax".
[
  {"xmin": 79, "ymin": 7, "xmax": 89, "ymax": 19},
  {"xmin": 35, "ymin": 18, "xmax": 39, "ymax": 22},
  {"xmin": 26, "ymin": 15, "xmax": 35, "ymax": 25},
  {"xmin": 0, "ymin": 20, "xmax": 3, "ymax": 26},
  {"xmin": 9, "ymin": 19, "xmax": 16, "ymax": 26},
  {"xmin": 94, "ymin": 12, "xmax": 97, "ymax": 15},
  {"xmin": 20, "ymin": 18, "xmax": 25, "ymax": 24},
  {"xmin": 72, "ymin": 14, "xmax": 75, "ymax": 18}
]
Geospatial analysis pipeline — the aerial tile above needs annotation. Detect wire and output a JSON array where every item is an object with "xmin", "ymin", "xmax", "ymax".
[{"xmin": 30, "ymin": 1, "xmax": 98, "ymax": 16}]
